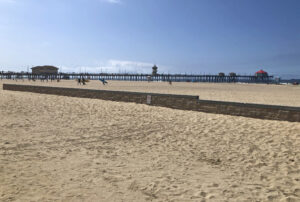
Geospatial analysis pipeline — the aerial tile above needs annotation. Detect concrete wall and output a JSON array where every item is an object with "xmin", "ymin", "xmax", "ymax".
[{"xmin": 3, "ymin": 84, "xmax": 300, "ymax": 122}]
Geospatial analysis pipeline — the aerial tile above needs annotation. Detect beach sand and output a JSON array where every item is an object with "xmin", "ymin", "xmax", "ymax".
[
  {"xmin": 0, "ymin": 80, "xmax": 300, "ymax": 201},
  {"xmin": 1, "ymin": 79, "xmax": 300, "ymax": 106}
]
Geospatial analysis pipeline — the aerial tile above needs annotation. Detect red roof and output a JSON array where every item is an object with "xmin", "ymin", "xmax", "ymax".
[{"xmin": 256, "ymin": 69, "xmax": 267, "ymax": 74}]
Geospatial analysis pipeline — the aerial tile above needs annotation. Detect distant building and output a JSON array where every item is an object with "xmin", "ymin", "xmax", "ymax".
[
  {"xmin": 218, "ymin": 72, "xmax": 225, "ymax": 77},
  {"xmin": 229, "ymin": 72, "xmax": 237, "ymax": 77},
  {"xmin": 255, "ymin": 69, "xmax": 268, "ymax": 77},
  {"xmin": 152, "ymin": 65, "xmax": 158, "ymax": 76},
  {"xmin": 31, "ymin": 65, "xmax": 59, "ymax": 74}
]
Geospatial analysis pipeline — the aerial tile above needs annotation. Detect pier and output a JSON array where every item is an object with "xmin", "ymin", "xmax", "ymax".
[{"xmin": 0, "ymin": 72, "xmax": 273, "ymax": 83}]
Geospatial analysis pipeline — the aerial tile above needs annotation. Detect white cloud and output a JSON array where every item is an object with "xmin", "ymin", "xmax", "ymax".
[
  {"xmin": 58, "ymin": 59, "xmax": 166, "ymax": 74},
  {"xmin": 108, "ymin": 60, "xmax": 152, "ymax": 67}
]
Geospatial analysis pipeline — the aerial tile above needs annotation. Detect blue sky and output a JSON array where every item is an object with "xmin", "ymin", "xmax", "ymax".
[{"xmin": 0, "ymin": 0, "xmax": 299, "ymax": 78}]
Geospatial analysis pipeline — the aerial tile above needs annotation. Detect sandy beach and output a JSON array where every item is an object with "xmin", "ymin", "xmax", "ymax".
[
  {"xmin": 1, "ymin": 79, "xmax": 300, "ymax": 107},
  {"xmin": 1, "ymin": 80, "xmax": 300, "ymax": 201}
]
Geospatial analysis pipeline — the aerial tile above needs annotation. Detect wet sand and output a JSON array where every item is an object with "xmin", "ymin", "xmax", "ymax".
[{"xmin": 0, "ymin": 80, "xmax": 300, "ymax": 201}]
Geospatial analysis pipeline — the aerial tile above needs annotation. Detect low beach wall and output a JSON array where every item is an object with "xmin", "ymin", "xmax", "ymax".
[{"xmin": 3, "ymin": 84, "xmax": 300, "ymax": 122}]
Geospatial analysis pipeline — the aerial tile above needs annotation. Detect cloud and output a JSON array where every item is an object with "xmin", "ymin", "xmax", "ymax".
[
  {"xmin": 108, "ymin": 60, "xmax": 152, "ymax": 67},
  {"xmin": 93, "ymin": 60, "xmax": 153, "ymax": 73},
  {"xmin": 58, "ymin": 59, "xmax": 165, "ymax": 74},
  {"xmin": 101, "ymin": 0, "xmax": 122, "ymax": 4}
]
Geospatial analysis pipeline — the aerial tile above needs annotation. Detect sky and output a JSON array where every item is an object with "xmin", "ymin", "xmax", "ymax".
[{"xmin": 0, "ymin": 0, "xmax": 299, "ymax": 78}]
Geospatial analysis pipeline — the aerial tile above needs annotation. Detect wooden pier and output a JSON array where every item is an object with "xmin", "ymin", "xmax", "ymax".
[{"xmin": 0, "ymin": 72, "xmax": 273, "ymax": 83}]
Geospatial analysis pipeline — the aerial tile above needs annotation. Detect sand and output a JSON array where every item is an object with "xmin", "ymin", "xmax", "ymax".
[
  {"xmin": 1, "ymin": 79, "xmax": 300, "ymax": 106},
  {"xmin": 0, "ymin": 80, "xmax": 300, "ymax": 201}
]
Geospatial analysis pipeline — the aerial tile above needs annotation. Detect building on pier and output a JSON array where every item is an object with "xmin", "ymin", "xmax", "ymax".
[
  {"xmin": 255, "ymin": 69, "xmax": 268, "ymax": 77},
  {"xmin": 31, "ymin": 65, "xmax": 59, "ymax": 74},
  {"xmin": 152, "ymin": 65, "xmax": 158, "ymax": 76}
]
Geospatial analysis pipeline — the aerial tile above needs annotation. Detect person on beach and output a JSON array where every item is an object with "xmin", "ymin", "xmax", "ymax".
[
  {"xmin": 99, "ymin": 78, "xmax": 108, "ymax": 85},
  {"xmin": 77, "ymin": 78, "xmax": 81, "ymax": 85}
]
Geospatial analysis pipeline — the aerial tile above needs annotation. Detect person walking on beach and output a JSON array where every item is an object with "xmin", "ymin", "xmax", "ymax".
[
  {"xmin": 99, "ymin": 78, "xmax": 108, "ymax": 85},
  {"xmin": 77, "ymin": 78, "xmax": 81, "ymax": 85}
]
